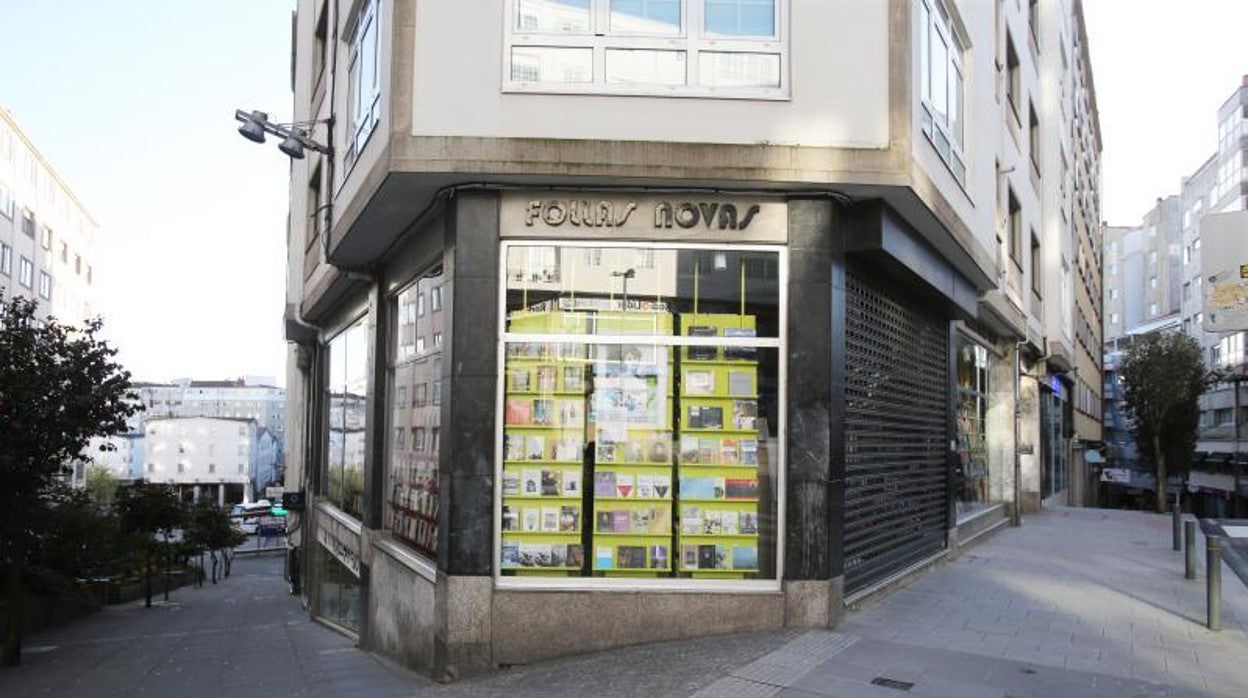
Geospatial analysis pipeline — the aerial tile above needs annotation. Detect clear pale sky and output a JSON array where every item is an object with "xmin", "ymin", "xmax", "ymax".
[{"xmin": 0, "ymin": 1, "xmax": 1244, "ymax": 384}]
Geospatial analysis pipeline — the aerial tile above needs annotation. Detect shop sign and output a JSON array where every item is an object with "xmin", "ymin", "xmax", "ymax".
[
  {"xmin": 1187, "ymin": 470, "xmax": 1236, "ymax": 494},
  {"xmin": 316, "ymin": 515, "xmax": 361, "ymax": 577},
  {"xmin": 265, "ymin": 486, "xmax": 284, "ymax": 500},
  {"xmin": 502, "ymin": 192, "xmax": 787, "ymax": 243},
  {"xmin": 1100, "ymin": 467, "xmax": 1131, "ymax": 484}
]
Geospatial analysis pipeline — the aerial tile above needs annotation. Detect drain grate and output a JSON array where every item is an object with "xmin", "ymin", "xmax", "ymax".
[{"xmin": 871, "ymin": 677, "xmax": 915, "ymax": 691}]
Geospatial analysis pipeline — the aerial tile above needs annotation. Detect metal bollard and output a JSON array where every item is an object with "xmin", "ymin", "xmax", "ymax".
[
  {"xmin": 1207, "ymin": 536, "xmax": 1222, "ymax": 631},
  {"xmin": 1172, "ymin": 502, "xmax": 1182, "ymax": 551},
  {"xmin": 1185, "ymin": 521, "xmax": 1197, "ymax": 580}
]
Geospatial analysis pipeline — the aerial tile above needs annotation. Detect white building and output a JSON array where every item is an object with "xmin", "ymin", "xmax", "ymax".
[
  {"xmin": 143, "ymin": 416, "xmax": 259, "ymax": 505},
  {"xmin": 0, "ymin": 108, "xmax": 97, "ymax": 325}
]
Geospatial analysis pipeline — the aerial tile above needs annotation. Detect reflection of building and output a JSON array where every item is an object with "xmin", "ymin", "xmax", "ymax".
[
  {"xmin": 143, "ymin": 417, "xmax": 261, "ymax": 505},
  {"xmin": 282, "ymin": 0, "xmax": 1102, "ymax": 679},
  {"xmin": 0, "ymin": 108, "xmax": 97, "ymax": 325}
]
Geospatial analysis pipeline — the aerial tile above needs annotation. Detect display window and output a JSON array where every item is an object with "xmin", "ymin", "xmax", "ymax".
[
  {"xmin": 386, "ymin": 273, "xmax": 447, "ymax": 558},
  {"xmin": 954, "ymin": 340, "xmax": 992, "ymax": 520},
  {"xmin": 325, "ymin": 316, "xmax": 369, "ymax": 520},
  {"xmin": 313, "ymin": 542, "xmax": 363, "ymax": 633},
  {"xmin": 496, "ymin": 242, "xmax": 784, "ymax": 588}
]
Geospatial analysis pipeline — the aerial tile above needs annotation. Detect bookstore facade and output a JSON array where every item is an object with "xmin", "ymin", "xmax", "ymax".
[{"xmin": 303, "ymin": 189, "xmax": 988, "ymax": 676}]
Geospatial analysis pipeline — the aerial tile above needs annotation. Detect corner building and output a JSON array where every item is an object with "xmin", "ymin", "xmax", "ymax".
[{"xmin": 282, "ymin": 0, "xmax": 1102, "ymax": 678}]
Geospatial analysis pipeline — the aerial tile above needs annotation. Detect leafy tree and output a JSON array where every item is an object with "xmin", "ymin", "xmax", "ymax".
[
  {"xmin": 83, "ymin": 465, "xmax": 121, "ymax": 509},
  {"xmin": 1119, "ymin": 331, "xmax": 1211, "ymax": 513},
  {"xmin": 184, "ymin": 500, "xmax": 245, "ymax": 584},
  {"xmin": 0, "ymin": 296, "xmax": 138, "ymax": 667},
  {"xmin": 117, "ymin": 483, "xmax": 184, "ymax": 609}
]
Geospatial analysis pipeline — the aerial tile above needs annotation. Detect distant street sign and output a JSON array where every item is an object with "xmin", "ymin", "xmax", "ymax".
[{"xmin": 265, "ymin": 486, "xmax": 284, "ymax": 500}]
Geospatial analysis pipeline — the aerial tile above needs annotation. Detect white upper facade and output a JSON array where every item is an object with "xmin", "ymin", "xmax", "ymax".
[{"xmin": 143, "ymin": 416, "xmax": 256, "ymax": 486}]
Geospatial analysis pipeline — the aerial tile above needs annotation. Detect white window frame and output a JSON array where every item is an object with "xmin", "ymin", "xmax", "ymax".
[
  {"xmin": 38, "ymin": 271, "xmax": 52, "ymax": 300},
  {"xmin": 18, "ymin": 256, "xmax": 33, "ymax": 288},
  {"xmin": 494, "ymin": 238, "xmax": 787, "ymax": 593},
  {"xmin": 917, "ymin": 0, "xmax": 967, "ymax": 185},
  {"xmin": 0, "ymin": 243, "xmax": 10, "ymax": 276},
  {"xmin": 346, "ymin": 0, "xmax": 381, "ymax": 164},
  {"xmin": 503, "ymin": 0, "xmax": 790, "ymax": 100}
]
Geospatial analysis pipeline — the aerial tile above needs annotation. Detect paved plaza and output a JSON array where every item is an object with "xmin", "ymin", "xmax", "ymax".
[{"xmin": 2, "ymin": 506, "xmax": 1246, "ymax": 697}]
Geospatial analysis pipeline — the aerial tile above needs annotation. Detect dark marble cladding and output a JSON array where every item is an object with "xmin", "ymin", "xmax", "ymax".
[
  {"xmin": 441, "ymin": 192, "xmax": 501, "ymax": 576},
  {"xmin": 784, "ymin": 199, "xmax": 837, "ymax": 581}
]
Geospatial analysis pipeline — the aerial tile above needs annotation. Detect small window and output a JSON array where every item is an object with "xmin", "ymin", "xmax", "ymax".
[
  {"xmin": 1008, "ymin": 189, "xmax": 1023, "ymax": 266},
  {"xmin": 431, "ymin": 286, "xmax": 443, "ymax": 311},
  {"xmin": 1005, "ymin": 34, "xmax": 1020, "ymax": 117},
  {"xmin": 417, "ymin": 293, "xmax": 426, "ymax": 316},
  {"xmin": 38, "ymin": 272, "xmax": 52, "ymax": 300},
  {"xmin": 1030, "ymin": 233, "xmax": 1042, "ymax": 297},
  {"xmin": 18, "ymin": 257, "xmax": 33, "ymax": 288},
  {"xmin": 0, "ymin": 243, "xmax": 11, "ymax": 276},
  {"xmin": 21, "ymin": 209, "xmax": 35, "ymax": 237},
  {"xmin": 60, "ymin": 242, "xmax": 68, "ymax": 263},
  {"xmin": 40, "ymin": 226, "xmax": 52, "ymax": 250},
  {"xmin": 1028, "ymin": 102, "xmax": 1041, "ymax": 174},
  {"xmin": 208, "ymin": 463, "xmax": 216, "ymax": 474}
]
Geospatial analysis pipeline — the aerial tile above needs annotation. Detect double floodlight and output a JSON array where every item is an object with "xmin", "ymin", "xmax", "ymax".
[{"xmin": 234, "ymin": 109, "xmax": 331, "ymax": 160}]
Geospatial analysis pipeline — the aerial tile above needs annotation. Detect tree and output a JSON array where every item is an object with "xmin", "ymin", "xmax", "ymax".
[
  {"xmin": 184, "ymin": 500, "xmax": 245, "ymax": 585},
  {"xmin": 0, "ymin": 296, "xmax": 138, "ymax": 666},
  {"xmin": 83, "ymin": 466, "xmax": 121, "ymax": 509},
  {"xmin": 1119, "ymin": 331, "xmax": 1211, "ymax": 513},
  {"xmin": 117, "ymin": 483, "xmax": 184, "ymax": 609}
]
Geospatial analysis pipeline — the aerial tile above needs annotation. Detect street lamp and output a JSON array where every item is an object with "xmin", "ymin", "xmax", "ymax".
[
  {"xmin": 611, "ymin": 268, "xmax": 637, "ymax": 304},
  {"xmin": 234, "ymin": 109, "xmax": 331, "ymax": 160}
]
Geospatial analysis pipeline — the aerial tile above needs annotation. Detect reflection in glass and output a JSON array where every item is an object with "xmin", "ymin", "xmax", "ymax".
[
  {"xmin": 704, "ymin": 0, "xmax": 775, "ymax": 36},
  {"xmin": 511, "ymin": 46, "xmax": 594, "ymax": 83},
  {"xmin": 954, "ymin": 341, "xmax": 995, "ymax": 520},
  {"xmin": 315, "ymin": 544, "xmax": 362, "ymax": 631},
  {"xmin": 607, "ymin": 49, "xmax": 687, "ymax": 86},
  {"xmin": 327, "ymin": 317, "xmax": 368, "ymax": 520},
  {"xmin": 516, "ymin": 0, "xmax": 591, "ymax": 33},
  {"xmin": 611, "ymin": 0, "xmax": 682, "ymax": 34},
  {"xmin": 700, "ymin": 51, "xmax": 780, "ymax": 88},
  {"xmin": 388, "ymin": 275, "xmax": 446, "ymax": 557}
]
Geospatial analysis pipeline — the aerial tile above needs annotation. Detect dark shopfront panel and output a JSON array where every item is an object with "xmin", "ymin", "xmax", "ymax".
[{"xmin": 842, "ymin": 267, "xmax": 950, "ymax": 594}]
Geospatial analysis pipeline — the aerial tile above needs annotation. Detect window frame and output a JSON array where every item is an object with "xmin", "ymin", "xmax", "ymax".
[
  {"xmin": 493, "ymin": 238, "xmax": 788, "ymax": 593},
  {"xmin": 503, "ymin": 0, "xmax": 790, "ymax": 100},
  {"xmin": 0, "ymin": 243, "xmax": 10, "ymax": 276},
  {"xmin": 18, "ymin": 256, "xmax": 33, "ymax": 288},
  {"xmin": 917, "ymin": 0, "xmax": 967, "ymax": 185},
  {"xmin": 346, "ymin": 0, "xmax": 382, "ymax": 165}
]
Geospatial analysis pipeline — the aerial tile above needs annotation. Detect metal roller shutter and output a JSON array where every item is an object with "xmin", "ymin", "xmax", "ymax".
[{"xmin": 843, "ymin": 269, "xmax": 949, "ymax": 593}]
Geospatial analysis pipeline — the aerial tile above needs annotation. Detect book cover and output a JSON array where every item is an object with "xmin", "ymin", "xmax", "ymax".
[
  {"xmin": 505, "ymin": 398, "xmax": 532, "ymax": 425},
  {"xmin": 596, "ymin": 510, "xmax": 614, "ymax": 533},
  {"xmin": 725, "ymin": 478, "xmax": 758, "ymax": 500},
  {"xmin": 518, "ymin": 543, "xmax": 549, "ymax": 567},
  {"xmin": 501, "ymin": 471, "xmax": 520, "ymax": 496},
  {"xmin": 681, "ymin": 506, "xmax": 703, "ymax": 534},
  {"xmin": 740, "ymin": 511, "xmax": 759, "ymax": 534},
  {"xmin": 501, "ymin": 541, "xmax": 520, "ymax": 567},
  {"xmin": 594, "ymin": 471, "xmax": 616, "ymax": 497},
  {"xmin": 596, "ymin": 442, "xmax": 616, "ymax": 463},
  {"xmin": 687, "ymin": 406, "xmax": 703, "ymax": 429},
  {"xmin": 682, "ymin": 544, "xmax": 699, "ymax": 569},
  {"xmin": 653, "ymin": 473, "xmax": 671, "ymax": 499},
  {"xmin": 521, "ymin": 470, "xmax": 541, "ymax": 496},
  {"xmin": 525, "ymin": 435, "xmax": 546, "ymax": 460},
  {"xmin": 679, "ymin": 436, "xmax": 700, "ymax": 463},
  {"xmin": 732, "ymin": 545, "xmax": 758, "ymax": 570},
  {"xmin": 647, "ymin": 434, "xmax": 670, "ymax": 463},
  {"xmin": 721, "ymin": 439, "xmax": 739, "ymax": 464},
  {"xmin": 559, "ymin": 505, "xmax": 579, "ymax": 532},
  {"xmin": 561, "ymin": 469, "xmax": 581, "ymax": 496},
  {"xmin": 617, "ymin": 545, "xmax": 646, "ymax": 569},
  {"xmin": 733, "ymin": 401, "xmax": 757, "ymax": 430},
  {"xmin": 636, "ymin": 474, "xmax": 654, "ymax": 499},
  {"xmin": 727, "ymin": 371, "xmax": 753, "ymax": 396},
  {"xmin": 540, "ymin": 469, "xmax": 561, "ymax": 496},
  {"xmin": 559, "ymin": 400, "xmax": 583, "ymax": 427},
  {"xmin": 647, "ymin": 507, "xmax": 670, "ymax": 534},
  {"xmin": 501, "ymin": 505, "xmax": 518, "ymax": 532},
  {"xmin": 686, "ymin": 370, "xmax": 714, "ymax": 395},
  {"xmin": 740, "ymin": 439, "xmax": 759, "ymax": 465},
  {"xmin": 615, "ymin": 473, "xmax": 635, "ymax": 498},
  {"xmin": 698, "ymin": 544, "xmax": 719, "ymax": 570},
  {"xmin": 613, "ymin": 510, "xmax": 631, "ymax": 533},
  {"xmin": 510, "ymin": 370, "xmax": 531, "ymax": 391},
  {"xmin": 630, "ymin": 508, "xmax": 651, "ymax": 533},
  {"xmin": 533, "ymin": 399, "xmax": 554, "ymax": 426},
  {"xmin": 536, "ymin": 365, "xmax": 557, "ymax": 392},
  {"xmin": 541, "ymin": 507, "xmax": 559, "ymax": 532},
  {"xmin": 505, "ymin": 434, "xmax": 525, "ymax": 462},
  {"xmin": 701, "ymin": 407, "xmax": 724, "ymax": 429},
  {"xmin": 687, "ymin": 326, "xmax": 717, "ymax": 360},
  {"xmin": 698, "ymin": 438, "xmax": 717, "ymax": 464},
  {"xmin": 624, "ymin": 441, "xmax": 644, "ymax": 463},
  {"xmin": 553, "ymin": 437, "xmax": 581, "ymax": 462},
  {"xmin": 650, "ymin": 544, "xmax": 669, "ymax": 570},
  {"xmin": 721, "ymin": 509, "xmax": 739, "ymax": 535},
  {"xmin": 703, "ymin": 509, "xmax": 722, "ymax": 534},
  {"xmin": 563, "ymin": 365, "xmax": 584, "ymax": 392},
  {"xmin": 550, "ymin": 543, "xmax": 567, "ymax": 567},
  {"xmin": 681, "ymin": 476, "xmax": 715, "ymax": 500},
  {"xmin": 723, "ymin": 328, "xmax": 757, "ymax": 360},
  {"xmin": 522, "ymin": 508, "xmax": 539, "ymax": 532},
  {"xmin": 596, "ymin": 546, "xmax": 614, "ymax": 570},
  {"xmin": 566, "ymin": 544, "xmax": 585, "ymax": 568}
]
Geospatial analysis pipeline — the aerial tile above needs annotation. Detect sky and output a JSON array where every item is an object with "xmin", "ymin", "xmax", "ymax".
[{"xmin": 0, "ymin": 1, "xmax": 1244, "ymax": 384}]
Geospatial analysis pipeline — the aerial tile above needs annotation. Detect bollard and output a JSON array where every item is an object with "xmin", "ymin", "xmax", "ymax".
[
  {"xmin": 1172, "ymin": 502, "xmax": 1182, "ymax": 551},
  {"xmin": 1185, "ymin": 521, "xmax": 1197, "ymax": 580},
  {"xmin": 1207, "ymin": 535, "xmax": 1222, "ymax": 631}
]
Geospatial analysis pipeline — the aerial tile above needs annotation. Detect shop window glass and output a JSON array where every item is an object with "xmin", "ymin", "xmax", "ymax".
[
  {"xmin": 314, "ymin": 544, "xmax": 363, "ymax": 632},
  {"xmin": 500, "ymin": 243, "xmax": 782, "ymax": 582},
  {"xmin": 386, "ymin": 272, "xmax": 447, "ymax": 558},
  {"xmin": 326, "ymin": 316, "xmax": 369, "ymax": 519},
  {"xmin": 954, "ymin": 340, "xmax": 999, "ymax": 520}
]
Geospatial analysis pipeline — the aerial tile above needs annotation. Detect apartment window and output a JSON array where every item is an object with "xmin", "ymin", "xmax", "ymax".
[
  {"xmin": 307, "ymin": 162, "xmax": 324, "ymax": 244},
  {"xmin": 431, "ymin": 286, "xmax": 443, "ymax": 311},
  {"xmin": 417, "ymin": 293, "xmax": 426, "ymax": 317},
  {"xmin": 433, "ymin": 332, "xmax": 443, "ymax": 348},
  {"xmin": 637, "ymin": 248, "xmax": 656, "ymax": 269},
  {"xmin": 1005, "ymin": 33, "xmax": 1020, "ymax": 119},
  {"xmin": 1030, "ymin": 233, "xmax": 1042, "ymax": 297},
  {"xmin": 1149, "ymin": 302, "xmax": 1158, "ymax": 317},
  {"xmin": 312, "ymin": 1, "xmax": 329, "ymax": 91},
  {"xmin": 1147, "ymin": 250, "xmax": 1157, "ymax": 264},
  {"xmin": 21, "ymin": 209, "xmax": 35, "ymax": 237},
  {"xmin": 1108, "ymin": 263, "xmax": 1117, "ymax": 275},
  {"xmin": 40, "ymin": 226, "xmax": 52, "ymax": 250},
  {"xmin": 506, "ymin": 0, "xmax": 787, "ymax": 96},
  {"xmin": 416, "ymin": 336, "xmax": 426, "ymax": 354},
  {"xmin": 584, "ymin": 248, "xmax": 602, "ymax": 267},
  {"xmin": 74, "ymin": 254, "xmax": 82, "ymax": 275},
  {"xmin": 0, "ymin": 184, "xmax": 11, "ymax": 219},
  {"xmin": 414, "ymin": 427, "xmax": 426, "ymax": 452},
  {"xmin": 396, "ymin": 386, "xmax": 407, "ymax": 409},
  {"xmin": 1028, "ymin": 102, "xmax": 1040, "ymax": 174},
  {"xmin": 1109, "ymin": 312, "xmax": 1119, "ymax": 325},
  {"xmin": 347, "ymin": 0, "xmax": 381, "ymax": 163},
  {"xmin": 395, "ymin": 427, "xmax": 406, "ymax": 451},
  {"xmin": 0, "ymin": 243, "xmax": 10, "ymax": 276},
  {"xmin": 918, "ymin": 0, "xmax": 966, "ymax": 184},
  {"xmin": 1148, "ymin": 276, "xmax": 1157, "ymax": 289},
  {"xmin": 208, "ymin": 463, "xmax": 216, "ymax": 474},
  {"xmin": 1008, "ymin": 188, "xmax": 1023, "ymax": 267},
  {"xmin": 38, "ymin": 272, "xmax": 51, "ymax": 300},
  {"xmin": 60, "ymin": 242, "xmax": 68, "ymax": 264},
  {"xmin": 18, "ymin": 257, "xmax": 33, "ymax": 288},
  {"xmin": 1028, "ymin": 0, "xmax": 1039, "ymax": 45}
]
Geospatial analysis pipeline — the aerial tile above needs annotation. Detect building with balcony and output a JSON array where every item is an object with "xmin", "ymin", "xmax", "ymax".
[
  {"xmin": 280, "ymin": 0, "xmax": 1102, "ymax": 678},
  {"xmin": 0, "ymin": 108, "xmax": 97, "ymax": 325}
]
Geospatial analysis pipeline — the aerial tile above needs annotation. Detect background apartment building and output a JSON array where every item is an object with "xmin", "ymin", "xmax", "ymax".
[
  {"xmin": 142, "ymin": 416, "xmax": 275, "ymax": 505},
  {"xmin": 0, "ymin": 108, "xmax": 96, "ymax": 324},
  {"xmin": 278, "ymin": 0, "xmax": 1101, "ymax": 678}
]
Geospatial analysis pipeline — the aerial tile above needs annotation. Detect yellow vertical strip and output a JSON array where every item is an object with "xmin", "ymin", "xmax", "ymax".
[
  {"xmin": 739, "ymin": 257, "xmax": 746, "ymax": 321},
  {"xmin": 693, "ymin": 258, "xmax": 700, "ymax": 319}
]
